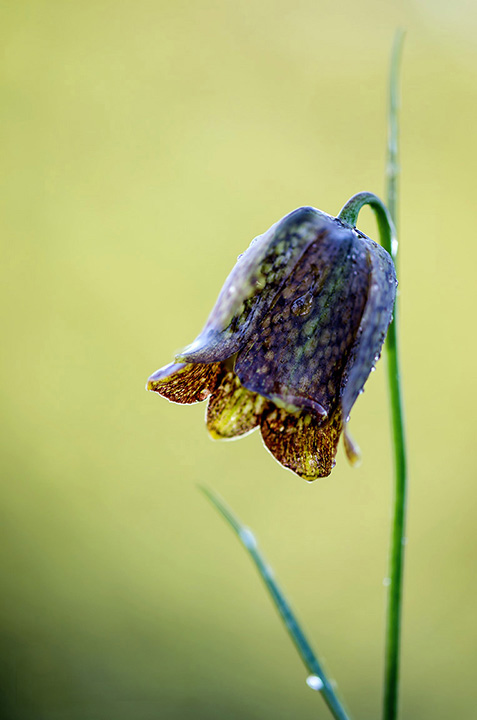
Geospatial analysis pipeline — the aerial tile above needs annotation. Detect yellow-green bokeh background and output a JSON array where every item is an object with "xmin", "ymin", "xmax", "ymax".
[{"xmin": 1, "ymin": 1, "xmax": 476, "ymax": 718}]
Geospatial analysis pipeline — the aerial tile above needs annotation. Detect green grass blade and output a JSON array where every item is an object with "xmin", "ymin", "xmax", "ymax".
[
  {"xmin": 386, "ymin": 29, "xmax": 405, "ymax": 232},
  {"xmin": 200, "ymin": 485, "xmax": 352, "ymax": 720}
]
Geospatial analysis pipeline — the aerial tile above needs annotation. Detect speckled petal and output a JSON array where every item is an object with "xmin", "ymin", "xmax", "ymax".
[
  {"xmin": 260, "ymin": 406, "xmax": 343, "ymax": 481},
  {"xmin": 235, "ymin": 221, "xmax": 369, "ymax": 416},
  {"xmin": 146, "ymin": 361, "xmax": 221, "ymax": 404},
  {"xmin": 177, "ymin": 207, "xmax": 335, "ymax": 364},
  {"xmin": 207, "ymin": 371, "xmax": 267, "ymax": 439},
  {"xmin": 340, "ymin": 236, "xmax": 397, "ymax": 420}
]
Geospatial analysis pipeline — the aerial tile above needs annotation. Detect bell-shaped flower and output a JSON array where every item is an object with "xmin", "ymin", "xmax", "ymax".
[{"xmin": 147, "ymin": 207, "xmax": 397, "ymax": 480}]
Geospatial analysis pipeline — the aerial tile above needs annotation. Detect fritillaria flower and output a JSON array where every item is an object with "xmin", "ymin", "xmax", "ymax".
[{"xmin": 147, "ymin": 206, "xmax": 397, "ymax": 480}]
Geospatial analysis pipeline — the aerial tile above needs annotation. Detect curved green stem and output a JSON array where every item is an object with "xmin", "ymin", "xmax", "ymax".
[
  {"xmin": 382, "ymin": 31, "xmax": 407, "ymax": 720},
  {"xmin": 339, "ymin": 188, "xmax": 407, "ymax": 720},
  {"xmin": 338, "ymin": 192, "xmax": 396, "ymax": 259},
  {"xmin": 338, "ymin": 30, "xmax": 407, "ymax": 720}
]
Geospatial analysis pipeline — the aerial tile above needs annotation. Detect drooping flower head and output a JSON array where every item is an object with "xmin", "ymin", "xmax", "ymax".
[{"xmin": 147, "ymin": 207, "xmax": 397, "ymax": 480}]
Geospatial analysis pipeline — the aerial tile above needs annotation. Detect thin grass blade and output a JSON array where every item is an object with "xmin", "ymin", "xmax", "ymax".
[{"xmin": 200, "ymin": 485, "xmax": 352, "ymax": 720}]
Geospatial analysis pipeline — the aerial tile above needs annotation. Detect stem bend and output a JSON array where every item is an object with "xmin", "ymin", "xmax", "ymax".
[{"xmin": 338, "ymin": 192, "xmax": 397, "ymax": 260}]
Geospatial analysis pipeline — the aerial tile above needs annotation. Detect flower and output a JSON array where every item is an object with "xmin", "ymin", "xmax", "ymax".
[{"xmin": 147, "ymin": 206, "xmax": 397, "ymax": 480}]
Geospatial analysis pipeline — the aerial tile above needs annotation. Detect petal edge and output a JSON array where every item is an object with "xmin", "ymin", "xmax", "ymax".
[
  {"xmin": 147, "ymin": 361, "xmax": 221, "ymax": 404},
  {"xmin": 260, "ymin": 406, "xmax": 342, "ymax": 481}
]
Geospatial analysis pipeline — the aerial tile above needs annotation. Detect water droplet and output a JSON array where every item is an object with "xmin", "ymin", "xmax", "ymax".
[
  {"xmin": 370, "ymin": 366, "xmax": 376, "ymax": 372},
  {"xmin": 391, "ymin": 238, "xmax": 398, "ymax": 256},
  {"xmin": 239, "ymin": 527, "xmax": 257, "ymax": 550},
  {"xmin": 306, "ymin": 675, "xmax": 324, "ymax": 692},
  {"xmin": 291, "ymin": 291, "xmax": 314, "ymax": 317},
  {"xmin": 383, "ymin": 577, "xmax": 391, "ymax": 587}
]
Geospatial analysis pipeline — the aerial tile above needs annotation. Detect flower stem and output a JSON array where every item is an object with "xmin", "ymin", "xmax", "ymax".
[
  {"xmin": 337, "ymin": 192, "xmax": 396, "ymax": 258},
  {"xmin": 338, "ymin": 30, "xmax": 407, "ymax": 720},
  {"xmin": 200, "ymin": 486, "xmax": 352, "ymax": 720},
  {"xmin": 381, "ymin": 30, "xmax": 407, "ymax": 720}
]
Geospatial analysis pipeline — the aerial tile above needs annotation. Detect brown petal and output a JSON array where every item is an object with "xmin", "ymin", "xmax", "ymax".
[
  {"xmin": 260, "ymin": 406, "xmax": 343, "ymax": 480},
  {"xmin": 207, "ymin": 371, "xmax": 267, "ymax": 439},
  {"xmin": 146, "ymin": 362, "xmax": 221, "ymax": 404}
]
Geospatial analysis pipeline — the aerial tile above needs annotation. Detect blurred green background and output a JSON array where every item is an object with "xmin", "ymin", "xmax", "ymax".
[{"xmin": 1, "ymin": 1, "xmax": 476, "ymax": 718}]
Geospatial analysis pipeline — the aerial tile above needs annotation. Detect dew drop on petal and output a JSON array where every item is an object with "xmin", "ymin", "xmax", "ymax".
[
  {"xmin": 291, "ymin": 291, "xmax": 314, "ymax": 317},
  {"xmin": 306, "ymin": 675, "xmax": 324, "ymax": 692}
]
